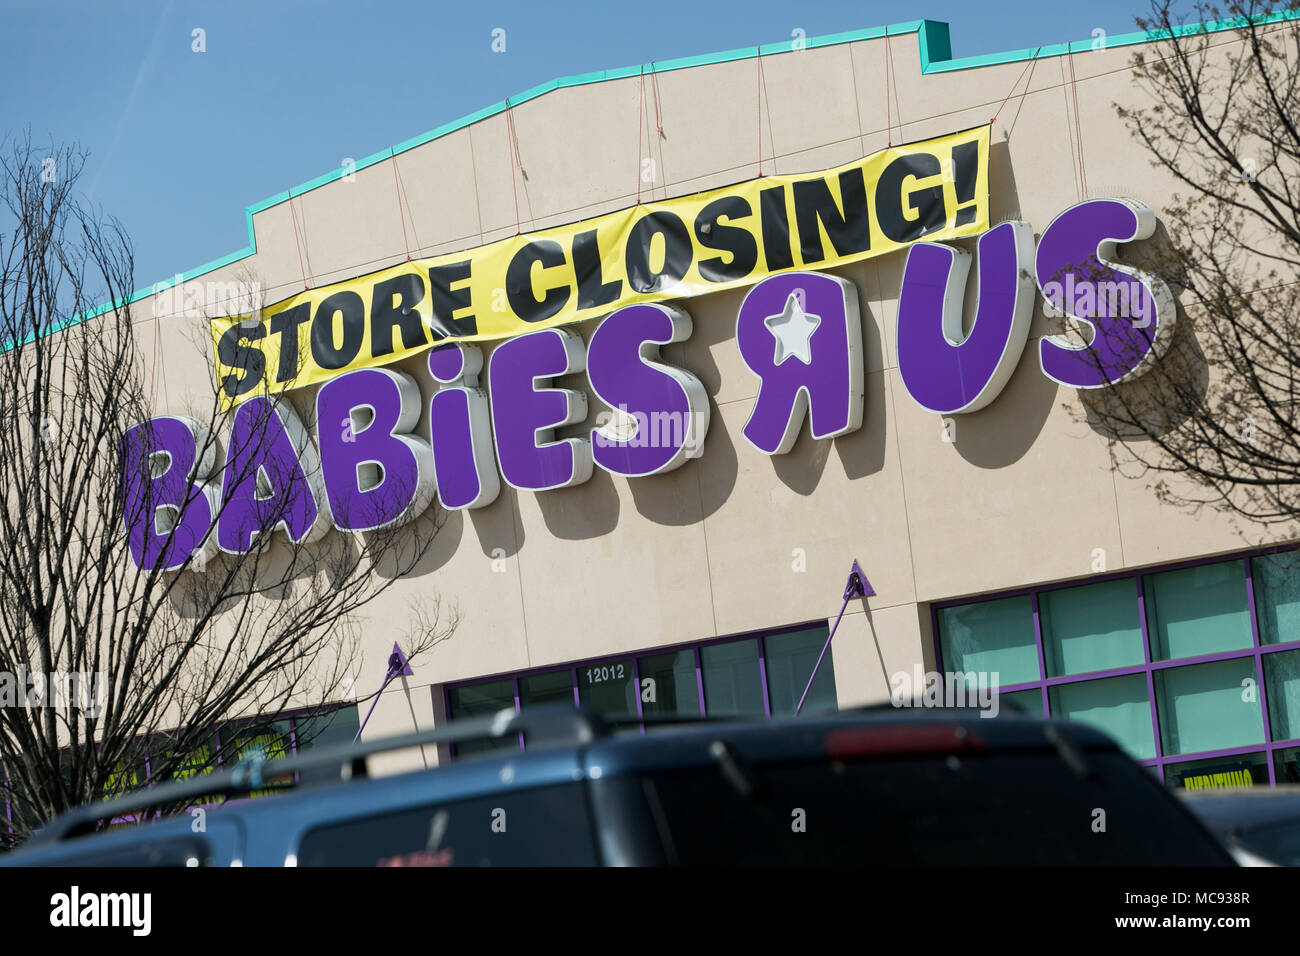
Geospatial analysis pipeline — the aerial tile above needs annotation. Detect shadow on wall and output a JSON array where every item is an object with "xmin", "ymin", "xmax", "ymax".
[
  {"xmin": 369, "ymin": 505, "xmax": 458, "ymax": 582},
  {"xmin": 885, "ymin": 138, "xmax": 1059, "ymax": 470},
  {"xmin": 988, "ymin": 139, "xmax": 1021, "ymax": 227},
  {"xmin": 950, "ymin": 336, "xmax": 1059, "ymax": 469},
  {"xmin": 468, "ymin": 485, "xmax": 523, "ymax": 559},
  {"xmin": 1077, "ymin": 219, "xmax": 1207, "ymax": 443},
  {"xmin": 770, "ymin": 366, "xmax": 890, "ymax": 495},
  {"xmin": 536, "ymin": 465, "xmax": 621, "ymax": 540},
  {"xmin": 1078, "ymin": 303, "xmax": 1208, "ymax": 442}
]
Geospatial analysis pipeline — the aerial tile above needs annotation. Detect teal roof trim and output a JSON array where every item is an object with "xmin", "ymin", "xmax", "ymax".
[{"xmin": 52, "ymin": 10, "xmax": 1300, "ymax": 332}]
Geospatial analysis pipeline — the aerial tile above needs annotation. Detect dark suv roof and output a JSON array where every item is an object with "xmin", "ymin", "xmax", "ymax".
[{"xmin": 1, "ymin": 705, "xmax": 1235, "ymax": 866}]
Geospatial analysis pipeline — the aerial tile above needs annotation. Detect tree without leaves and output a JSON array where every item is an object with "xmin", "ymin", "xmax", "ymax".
[
  {"xmin": 1071, "ymin": 0, "xmax": 1300, "ymax": 543},
  {"xmin": 0, "ymin": 134, "xmax": 456, "ymax": 845}
]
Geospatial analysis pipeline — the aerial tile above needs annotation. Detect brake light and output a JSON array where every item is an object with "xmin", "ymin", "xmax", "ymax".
[{"xmin": 825, "ymin": 725, "xmax": 985, "ymax": 759}]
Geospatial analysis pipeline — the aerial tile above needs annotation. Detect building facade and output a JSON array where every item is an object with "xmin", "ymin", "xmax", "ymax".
[{"xmin": 126, "ymin": 17, "xmax": 1300, "ymax": 787}]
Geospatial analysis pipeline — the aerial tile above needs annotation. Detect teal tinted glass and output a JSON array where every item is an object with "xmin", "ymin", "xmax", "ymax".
[
  {"xmin": 577, "ymin": 660, "xmax": 636, "ymax": 718},
  {"xmin": 1040, "ymin": 578, "xmax": 1144, "ymax": 677},
  {"xmin": 1253, "ymin": 552, "xmax": 1300, "ymax": 645},
  {"xmin": 700, "ymin": 640, "xmax": 764, "ymax": 716},
  {"xmin": 447, "ymin": 679, "xmax": 517, "ymax": 755},
  {"xmin": 1274, "ymin": 745, "xmax": 1300, "ymax": 785},
  {"xmin": 937, "ymin": 595, "xmax": 1039, "ymax": 686},
  {"xmin": 1049, "ymin": 673, "xmax": 1156, "ymax": 760},
  {"xmin": 764, "ymin": 626, "xmax": 836, "ymax": 715},
  {"xmin": 1264, "ymin": 648, "xmax": 1300, "ymax": 741},
  {"xmin": 519, "ymin": 669, "xmax": 574, "ymax": 710},
  {"xmin": 1154, "ymin": 658, "xmax": 1265, "ymax": 755},
  {"xmin": 1144, "ymin": 561, "xmax": 1251, "ymax": 661},
  {"xmin": 294, "ymin": 707, "xmax": 362, "ymax": 787},
  {"xmin": 637, "ymin": 650, "xmax": 700, "ymax": 718},
  {"xmin": 1001, "ymin": 688, "xmax": 1044, "ymax": 716}
]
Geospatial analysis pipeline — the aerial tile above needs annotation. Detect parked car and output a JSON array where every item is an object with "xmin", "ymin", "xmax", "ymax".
[
  {"xmin": 1179, "ymin": 785, "xmax": 1300, "ymax": 866},
  {"xmin": 2, "ymin": 705, "xmax": 1234, "ymax": 866}
]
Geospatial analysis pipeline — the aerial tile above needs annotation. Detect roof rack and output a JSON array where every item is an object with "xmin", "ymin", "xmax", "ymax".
[
  {"xmin": 31, "ymin": 704, "xmax": 608, "ymax": 845},
  {"xmin": 31, "ymin": 705, "xmax": 909, "ymax": 846}
]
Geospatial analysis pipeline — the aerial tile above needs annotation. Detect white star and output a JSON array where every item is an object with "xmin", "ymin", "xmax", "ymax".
[{"xmin": 763, "ymin": 292, "xmax": 821, "ymax": 366}]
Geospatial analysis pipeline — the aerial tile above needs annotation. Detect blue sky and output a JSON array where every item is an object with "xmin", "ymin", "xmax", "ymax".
[{"xmin": 0, "ymin": 0, "xmax": 1154, "ymax": 291}]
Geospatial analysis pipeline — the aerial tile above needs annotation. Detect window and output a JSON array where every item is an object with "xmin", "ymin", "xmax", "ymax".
[
  {"xmin": 1264, "ymin": 649, "xmax": 1300, "ymax": 742},
  {"xmin": 1040, "ymin": 579, "xmax": 1143, "ymax": 677},
  {"xmin": 1154, "ymin": 658, "xmax": 1264, "ymax": 756},
  {"xmin": 293, "ymin": 706, "xmax": 361, "ymax": 787},
  {"xmin": 152, "ymin": 734, "xmax": 221, "ymax": 805},
  {"xmin": 937, "ymin": 595, "xmax": 1038, "ymax": 686},
  {"xmin": 578, "ymin": 659, "xmax": 636, "ymax": 718},
  {"xmin": 446, "ymin": 679, "xmax": 517, "ymax": 756},
  {"xmin": 443, "ymin": 625, "xmax": 838, "ymax": 759},
  {"xmin": 1253, "ymin": 552, "xmax": 1300, "ymax": 645},
  {"xmin": 1003, "ymin": 688, "xmax": 1044, "ymax": 716},
  {"xmin": 640, "ymin": 751, "xmax": 1230, "ymax": 865},
  {"xmin": 1273, "ymin": 745, "xmax": 1300, "ymax": 784},
  {"xmin": 3, "ymin": 705, "xmax": 359, "ymax": 836},
  {"xmin": 66, "ymin": 835, "xmax": 217, "ymax": 867},
  {"xmin": 222, "ymin": 720, "xmax": 294, "ymax": 798},
  {"xmin": 1144, "ymin": 560, "xmax": 1251, "ymax": 661},
  {"xmin": 296, "ymin": 783, "xmax": 597, "ymax": 866},
  {"xmin": 934, "ymin": 548, "xmax": 1300, "ymax": 787},
  {"xmin": 519, "ymin": 669, "xmax": 573, "ymax": 710},
  {"xmin": 764, "ymin": 627, "xmax": 836, "ymax": 715},
  {"xmin": 637, "ymin": 650, "xmax": 700, "ymax": 720},
  {"xmin": 1049, "ymin": 674, "xmax": 1155, "ymax": 760},
  {"xmin": 1165, "ymin": 752, "xmax": 1268, "ymax": 789},
  {"xmin": 700, "ymin": 640, "xmax": 764, "ymax": 716}
]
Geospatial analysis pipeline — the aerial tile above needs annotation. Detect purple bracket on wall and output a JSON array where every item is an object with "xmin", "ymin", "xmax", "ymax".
[
  {"xmin": 354, "ymin": 643, "xmax": 415, "ymax": 743},
  {"xmin": 796, "ymin": 559, "xmax": 874, "ymax": 716},
  {"xmin": 844, "ymin": 559, "xmax": 875, "ymax": 600}
]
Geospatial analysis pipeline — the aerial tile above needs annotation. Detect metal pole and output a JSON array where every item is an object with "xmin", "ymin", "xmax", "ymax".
[
  {"xmin": 353, "ymin": 671, "xmax": 398, "ymax": 743},
  {"xmin": 795, "ymin": 560, "xmax": 872, "ymax": 716},
  {"xmin": 795, "ymin": 597, "xmax": 850, "ymax": 716}
]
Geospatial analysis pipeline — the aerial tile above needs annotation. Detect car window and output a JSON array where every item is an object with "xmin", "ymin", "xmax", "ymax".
[
  {"xmin": 642, "ymin": 750, "xmax": 1232, "ymax": 866},
  {"xmin": 296, "ymin": 782, "xmax": 597, "ymax": 866},
  {"xmin": 52, "ymin": 834, "xmax": 215, "ymax": 867}
]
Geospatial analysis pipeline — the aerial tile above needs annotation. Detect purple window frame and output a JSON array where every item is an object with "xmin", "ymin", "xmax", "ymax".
[
  {"xmin": 931, "ymin": 544, "xmax": 1300, "ymax": 787},
  {"xmin": 443, "ymin": 621, "xmax": 835, "ymax": 760}
]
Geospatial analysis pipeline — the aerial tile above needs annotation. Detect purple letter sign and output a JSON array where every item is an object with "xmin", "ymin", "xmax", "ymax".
[
  {"xmin": 587, "ymin": 303, "xmax": 709, "ymax": 477},
  {"xmin": 427, "ymin": 343, "xmax": 500, "ymax": 510},
  {"xmin": 489, "ymin": 328, "xmax": 594, "ymax": 491},
  {"xmin": 315, "ymin": 368, "xmax": 435, "ymax": 531},
  {"xmin": 1035, "ymin": 198, "xmax": 1175, "ymax": 388},
  {"xmin": 217, "ymin": 397, "xmax": 327, "ymax": 554},
  {"xmin": 735, "ymin": 271, "xmax": 863, "ymax": 454},
  {"xmin": 120, "ymin": 416, "xmax": 221, "ymax": 571},
  {"xmin": 896, "ymin": 221, "xmax": 1036, "ymax": 414}
]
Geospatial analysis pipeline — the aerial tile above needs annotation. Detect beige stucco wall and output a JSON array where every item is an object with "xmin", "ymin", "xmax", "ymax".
[{"xmin": 134, "ymin": 22, "xmax": 1295, "ymax": 757}]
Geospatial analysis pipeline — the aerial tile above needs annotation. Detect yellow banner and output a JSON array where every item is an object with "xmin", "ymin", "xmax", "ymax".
[{"xmin": 211, "ymin": 125, "xmax": 990, "ymax": 401}]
